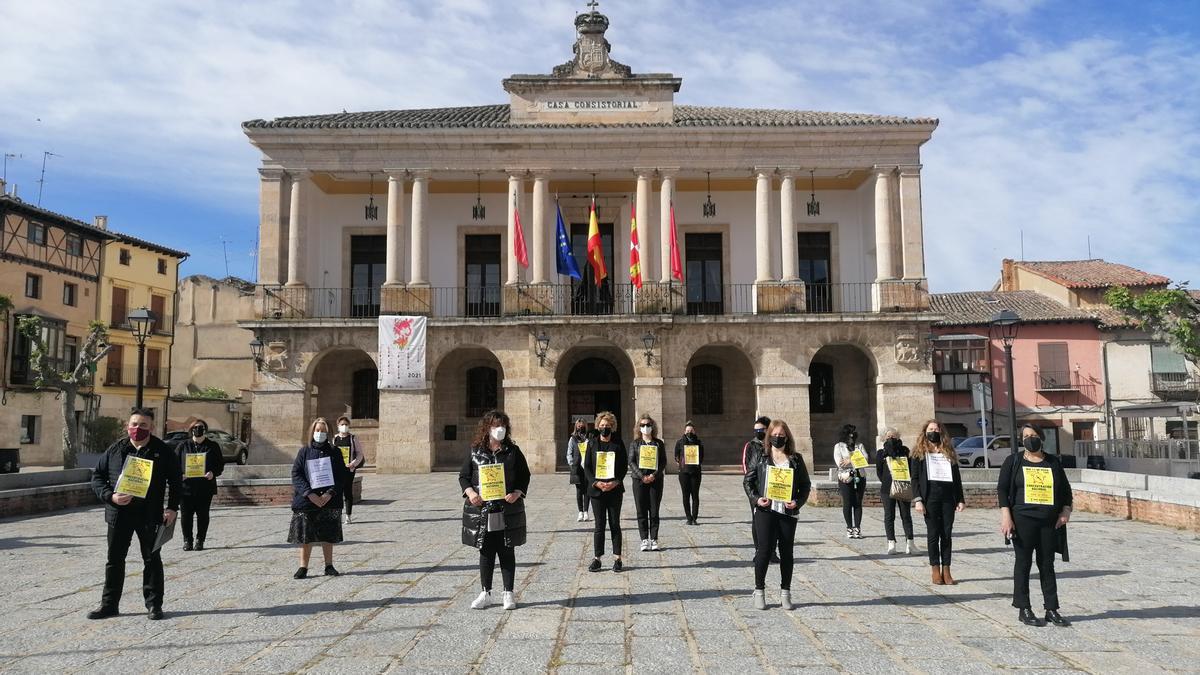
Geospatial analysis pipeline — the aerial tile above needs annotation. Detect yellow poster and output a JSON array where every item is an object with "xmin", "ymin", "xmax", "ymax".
[
  {"xmin": 184, "ymin": 453, "xmax": 206, "ymax": 479},
  {"xmin": 595, "ymin": 451, "xmax": 615, "ymax": 480},
  {"xmin": 115, "ymin": 455, "xmax": 154, "ymax": 499},
  {"xmin": 639, "ymin": 445, "xmax": 658, "ymax": 471},
  {"xmin": 479, "ymin": 464, "xmax": 507, "ymax": 502},
  {"xmin": 1023, "ymin": 466, "xmax": 1054, "ymax": 505},
  {"xmin": 887, "ymin": 457, "xmax": 911, "ymax": 482},
  {"xmin": 766, "ymin": 465, "xmax": 794, "ymax": 502},
  {"xmin": 339, "ymin": 445, "xmax": 351, "ymax": 466},
  {"xmin": 684, "ymin": 444, "xmax": 700, "ymax": 465},
  {"xmin": 849, "ymin": 448, "xmax": 869, "ymax": 469},
  {"xmin": 578, "ymin": 440, "xmax": 588, "ymax": 461}
]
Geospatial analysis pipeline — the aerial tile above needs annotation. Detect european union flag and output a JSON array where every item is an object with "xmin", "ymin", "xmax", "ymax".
[{"xmin": 555, "ymin": 203, "xmax": 583, "ymax": 280}]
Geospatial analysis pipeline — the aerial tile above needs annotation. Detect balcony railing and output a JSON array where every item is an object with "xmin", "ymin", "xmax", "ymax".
[
  {"xmin": 1035, "ymin": 370, "xmax": 1081, "ymax": 391},
  {"xmin": 103, "ymin": 365, "xmax": 169, "ymax": 388},
  {"xmin": 109, "ymin": 314, "xmax": 175, "ymax": 336},
  {"xmin": 261, "ymin": 281, "xmax": 926, "ymax": 320},
  {"xmin": 1150, "ymin": 371, "xmax": 1199, "ymax": 400},
  {"xmin": 1072, "ymin": 438, "xmax": 1200, "ymax": 462}
]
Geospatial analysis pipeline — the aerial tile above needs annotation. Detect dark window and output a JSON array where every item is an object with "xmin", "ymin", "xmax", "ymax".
[
  {"xmin": 933, "ymin": 337, "xmax": 987, "ymax": 392},
  {"xmin": 111, "ymin": 287, "xmax": 128, "ymax": 327},
  {"xmin": 570, "ymin": 219, "xmax": 615, "ymax": 315},
  {"xmin": 25, "ymin": 273, "xmax": 41, "ymax": 299},
  {"xmin": 465, "ymin": 235, "xmax": 501, "ymax": 317},
  {"xmin": 352, "ymin": 368, "xmax": 379, "ymax": 419},
  {"xmin": 797, "ymin": 232, "xmax": 832, "ymax": 312},
  {"xmin": 27, "ymin": 222, "xmax": 46, "ymax": 246},
  {"xmin": 350, "ymin": 236, "xmax": 385, "ymax": 318},
  {"xmin": 685, "ymin": 233, "xmax": 723, "ymax": 315},
  {"xmin": 691, "ymin": 363, "xmax": 723, "ymax": 415},
  {"xmin": 20, "ymin": 416, "xmax": 38, "ymax": 444},
  {"xmin": 810, "ymin": 362, "xmax": 835, "ymax": 413},
  {"xmin": 66, "ymin": 234, "xmax": 83, "ymax": 256},
  {"xmin": 105, "ymin": 344, "xmax": 124, "ymax": 386},
  {"xmin": 157, "ymin": 258, "xmax": 167, "ymax": 275},
  {"xmin": 63, "ymin": 282, "xmax": 77, "ymax": 307},
  {"xmin": 146, "ymin": 348, "xmax": 162, "ymax": 388},
  {"xmin": 150, "ymin": 295, "xmax": 167, "ymax": 333},
  {"xmin": 466, "ymin": 366, "xmax": 499, "ymax": 417},
  {"xmin": 1036, "ymin": 342, "xmax": 1070, "ymax": 389},
  {"xmin": 119, "ymin": 249, "xmax": 131, "ymax": 265},
  {"xmin": 10, "ymin": 316, "xmax": 66, "ymax": 385},
  {"xmin": 63, "ymin": 336, "xmax": 78, "ymax": 373}
]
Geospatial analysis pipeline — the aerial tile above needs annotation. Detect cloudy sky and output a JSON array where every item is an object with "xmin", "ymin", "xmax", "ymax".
[{"xmin": 2, "ymin": 0, "xmax": 1198, "ymax": 291}]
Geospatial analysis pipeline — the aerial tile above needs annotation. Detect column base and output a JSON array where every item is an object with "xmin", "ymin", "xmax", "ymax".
[
  {"xmin": 755, "ymin": 281, "xmax": 808, "ymax": 314},
  {"xmin": 503, "ymin": 284, "xmax": 556, "ymax": 316},
  {"xmin": 382, "ymin": 285, "xmax": 432, "ymax": 315},
  {"xmin": 875, "ymin": 279, "xmax": 929, "ymax": 312},
  {"xmin": 638, "ymin": 281, "xmax": 685, "ymax": 314}
]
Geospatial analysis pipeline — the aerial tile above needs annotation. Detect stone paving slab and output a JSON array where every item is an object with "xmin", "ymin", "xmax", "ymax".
[{"xmin": 0, "ymin": 473, "xmax": 1197, "ymax": 673}]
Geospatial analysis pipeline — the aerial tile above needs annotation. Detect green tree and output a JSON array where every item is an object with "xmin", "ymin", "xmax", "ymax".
[
  {"xmin": 1105, "ymin": 285, "xmax": 1200, "ymax": 365},
  {"xmin": 16, "ymin": 317, "xmax": 114, "ymax": 468}
]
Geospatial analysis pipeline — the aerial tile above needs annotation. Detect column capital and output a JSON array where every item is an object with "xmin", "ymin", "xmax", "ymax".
[
  {"xmin": 383, "ymin": 169, "xmax": 407, "ymax": 180},
  {"xmin": 753, "ymin": 167, "xmax": 776, "ymax": 179},
  {"xmin": 285, "ymin": 169, "xmax": 311, "ymax": 181},
  {"xmin": 633, "ymin": 168, "xmax": 655, "ymax": 179},
  {"xmin": 776, "ymin": 167, "xmax": 804, "ymax": 179},
  {"xmin": 656, "ymin": 167, "xmax": 680, "ymax": 179},
  {"xmin": 528, "ymin": 170, "xmax": 551, "ymax": 180},
  {"xmin": 897, "ymin": 164, "xmax": 923, "ymax": 176},
  {"xmin": 872, "ymin": 164, "xmax": 898, "ymax": 176},
  {"xmin": 505, "ymin": 169, "xmax": 527, "ymax": 179},
  {"xmin": 409, "ymin": 169, "xmax": 431, "ymax": 180},
  {"xmin": 258, "ymin": 168, "xmax": 286, "ymax": 181}
]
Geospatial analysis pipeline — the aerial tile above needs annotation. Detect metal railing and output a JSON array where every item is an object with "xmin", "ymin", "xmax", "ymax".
[
  {"xmin": 1150, "ymin": 372, "xmax": 1199, "ymax": 399},
  {"xmin": 1072, "ymin": 438, "xmax": 1200, "ymax": 461},
  {"xmin": 261, "ymin": 281, "xmax": 923, "ymax": 320},
  {"xmin": 103, "ymin": 365, "xmax": 170, "ymax": 388}
]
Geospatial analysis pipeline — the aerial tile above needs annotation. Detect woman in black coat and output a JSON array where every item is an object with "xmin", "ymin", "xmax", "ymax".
[
  {"xmin": 743, "ymin": 420, "xmax": 811, "ymax": 611},
  {"xmin": 999, "ymin": 424, "xmax": 1073, "ymax": 627},
  {"xmin": 176, "ymin": 418, "xmax": 224, "ymax": 551},
  {"xmin": 875, "ymin": 426, "xmax": 915, "ymax": 555},
  {"xmin": 460, "ymin": 410, "xmax": 531, "ymax": 611},
  {"xmin": 628, "ymin": 413, "xmax": 668, "ymax": 552},
  {"xmin": 583, "ymin": 411, "xmax": 627, "ymax": 573},
  {"xmin": 910, "ymin": 419, "xmax": 966, "ymax": 586},
  {"xmin": 287, "ymin": 417, "xmax": 349, "ymax": 579},
  {"xmin": 566, "ymin": 419, "xmax": 590, "ymax": 522}
]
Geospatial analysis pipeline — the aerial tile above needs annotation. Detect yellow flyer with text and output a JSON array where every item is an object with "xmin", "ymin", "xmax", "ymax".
[
  {"xmin": 115, "ymin": 455, "xmax": 154, "ymax": 498},
  {"xmin": 766, "ymin": 465, "xmax": 794, "ymax": 502},
  {"xmin": 595, "ymin": 451, "xmax": 615, "ymax": 480},
  {"xmin": 684, "ymin": 444, "xmax": 700, "ymax": 465},
  {"xmin": 638, "ymin": 445, "xmax": 658, "ymax": 471},
  {"xmin": 887, "ymin": 457, "xmax": 911, "ymax": 482},
  {"xmin": 479, "ymin": 464, "xmax": 507, "ymax": 502},
  {"xmin": 849, "ymin": 448, "xmax": 869, "ymax": 469},
  {"xmin": 184, "ymin": 453, "xmax": 206, "ymax": 479},
  {"xmin": 1023, "ymin": 466, "xmax": 1054, "ymax": 505}
]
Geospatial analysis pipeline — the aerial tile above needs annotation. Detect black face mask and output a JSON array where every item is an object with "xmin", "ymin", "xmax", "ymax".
[
  {"xmin": 754, "ymin": 430, "xmax": 766, "ymax": 441},
  {"xmin": 1023, "ymin": 436, "xmax": 1043, "ymax": 453},
  {"xmin": 685, "ymin": 433, "xmax": 697, "ymax": 441},
  {"xmin": 885, "ymin": 438, "xmax": 900, "ymax": 451},
  {"xmin": 925, "ymin": 431, "xmax": 942, "ymax": 445},
  {"xmin": 574, "ymin": 428, "xmax": 586, "ymax": 438},
  {"xmin": 191, "ymin": 427, "xmax": 206, "ymax": 438},
  {"xmin": 599, "ymin": 428, "xmax": 612, "ymax": 438},
  {"xmin": 848, "ymin": 433, "xmax": 858, "ymax": 443},
  {"xmin": 770, "ymin": 436, "xmax": 787, "ymax": 449}
]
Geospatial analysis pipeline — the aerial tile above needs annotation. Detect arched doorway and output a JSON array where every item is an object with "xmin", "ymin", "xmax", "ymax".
[
  {"xmin": 432, "ymin": 347, "xmax": 505, "ymax": 470},
  {"xmin": 554, "ymin": 346, "xmax": 635, "ymax": 470},
  {"xmin": 809, "ymin": 344, "xmax": 877, "ymax": 468},
  {"xmin": 685, "ymin": 345, "xmax": 756, "ymax": 465},
  {"xmin": 306, "ymin": 347, "xmax": 380, "ymax": 464}
]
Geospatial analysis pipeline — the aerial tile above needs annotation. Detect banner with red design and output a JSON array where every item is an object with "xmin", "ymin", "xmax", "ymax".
[{"xmin": 378, "ymin": 315, "xmax": 427, "ymax": 389}]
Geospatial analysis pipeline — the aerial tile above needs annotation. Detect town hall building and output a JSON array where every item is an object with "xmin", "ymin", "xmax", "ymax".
[{"xmin": 242, "ymin": 6, "xmax": 939, "ymax": 472}]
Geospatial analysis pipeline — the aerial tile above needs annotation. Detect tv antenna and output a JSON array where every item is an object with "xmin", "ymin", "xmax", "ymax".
[
  {"xmin": 2, "ymin": 153, "xmax": 21, "ymax": 182},
  {"xmin": 37, "ymin": 151, "xmax": 61, "ymax": 206},
  {"xmin": 220, "ymin": 237, "xmax": 231, "ymax": 278}
]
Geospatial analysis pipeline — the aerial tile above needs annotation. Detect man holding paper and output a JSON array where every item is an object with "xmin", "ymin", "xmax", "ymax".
[{"xmin": 88, "ymin": 408, "xmax": 181, "ymax": 621}]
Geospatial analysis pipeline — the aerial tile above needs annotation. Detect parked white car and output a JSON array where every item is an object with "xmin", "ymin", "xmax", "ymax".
[{"xmin": 954, "ymin": 435, "xmax": 1012, "ymax": 467}]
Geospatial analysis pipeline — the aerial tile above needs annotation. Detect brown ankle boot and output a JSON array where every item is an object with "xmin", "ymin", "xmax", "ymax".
[
  {"xmin": 931, "ymin": 565, "xmax": 944, "ymax": 585},
  {"xmin": 942, "ymin": 566, "xmax": 956, "ymax": 585}
]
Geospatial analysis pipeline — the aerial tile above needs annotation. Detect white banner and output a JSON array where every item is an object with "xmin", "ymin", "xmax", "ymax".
[{"xmin": 377, "ymin": 315, "xmax": 427, "ymax": 390}]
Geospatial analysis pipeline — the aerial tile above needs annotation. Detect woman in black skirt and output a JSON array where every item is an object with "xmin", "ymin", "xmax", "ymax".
[
  {"xmin": 460, "ymin": 409, "xmax": 531, "ymax": 610},
  {"xmin": 288, "ymin": 417, "xmax": 349, "ymax": 579}
]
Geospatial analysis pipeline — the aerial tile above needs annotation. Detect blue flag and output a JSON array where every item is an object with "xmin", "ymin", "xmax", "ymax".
[{"xmin": 555, "ymin": 203, "xmax": 583, "ymax": 280}]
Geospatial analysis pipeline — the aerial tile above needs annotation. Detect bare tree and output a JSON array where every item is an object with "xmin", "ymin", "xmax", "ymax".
[{"xmin": 17, "ymin": 316, "xmax": 113, "ymax": 468}]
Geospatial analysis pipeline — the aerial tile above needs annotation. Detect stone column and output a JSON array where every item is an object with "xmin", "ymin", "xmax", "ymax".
[
  {"xmin": 898, "ymin": 165, "xmax": 925, "ymax": 280},
  {"xmin": 409, "ymin": 171, "xmax": 429, "ymax": 286},
  {"xmin": 257, "ymin": 169, "xmax": 287, "ymax": 287},
  {"xmin": 779, "ymin": 172, "xmax": 797, "ymax": 281},
  {"xmin": 507, "ymin": 173, "xmax": 522, "ymax": 285},
  {"xmin": 873, "ymin": 166, "xmax": 895, "ymax": 281},
  {"xmin": 658, "ymin": 172, "xmax": 675, "ymax": 283},
  {"xmin": 384, "ymin": 171, "xmax": 405, "ymax": 287},
  {"xmin": 755, "ymin": 377, "xmax": 813, "ymax": 469},
  {"xmin": 376, "ymin": 388, "xmax": 433, "ymax": 472},
  {"xmin": 635, "ymin": 170, "xmax": 652, "ymax": 282},
  {"xmin": 754, "ymin": 170, "xmax": 773, "ymax": 283},
  {"xmin": 285, "ymin": 171, "xmax": 309, "ymax": 288},
  {"xmin": 531, "ymin": 174, "xmax": 548, "ymax": 284}
]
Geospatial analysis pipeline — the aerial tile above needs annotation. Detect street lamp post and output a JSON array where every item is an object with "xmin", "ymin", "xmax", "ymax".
[
  {"xmin": 127, "ymin": 307, "xmax": 156, "ymax": 409},
  {"xmin": 991, "ymin": 309, "xmax": 1020, "ymax": 454}
]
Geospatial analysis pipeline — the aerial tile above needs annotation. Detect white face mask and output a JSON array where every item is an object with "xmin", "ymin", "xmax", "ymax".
[
  {"xmin": 337, "ymin": 424, "xmax": 349, "ymax": 434},
  {"xmin": 313, "ymin": 431, "xmax": 328, "ymax": 444},
  {"xmin": 640, "ymin": 425, "xmax": 653, "ymax": 435},
  {"xmin": 490, "ymin": 426, "xmax": 506, "ymax": 442}
]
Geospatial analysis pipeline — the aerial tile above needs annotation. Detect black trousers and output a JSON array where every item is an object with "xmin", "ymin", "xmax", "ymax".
[
  {"xmin": 1012, "ymin": 511, "xmax": 1060, "ymax": 610},
  {"xmin": 881, "ymin": 492, "xmax": 914, "ymax": 541},
  {"xmin": 180, "ymin": 491, "xmax": 214, "ymax": 543},
  {"xmin": 923, "ymin": 500, "xmax": 956, "ymax": 566},
  {"xmin": 591, "ymin": 492, "xmax": 623, "ymax": 557},
  {"xmin": 752, "ymin": 509, "xmax": 797, "ymax": 590},
  {"xmin": 102, "ymin": 519, "xmax": 164, "ymax": 610},
  {"xmin": 631, "ymin": 479, "xmax": 663, "ymax": 540},
  {"xmin": 479, "ymin": 530, "xmax": 516, "ymax": 592},
  {"xmin": 574, "ymin": 482, "xmax": 588, "ymax": 512},
  {"xmin": 678, "ymin": 472, "xmax": 701, "ymax": 521},
  {"xmin": 342, "ymin": 473, "xmax": 355, "ymax": 516},
  {"xmin": 838, "ymin": 479, "xmax": 866, "ymax": 528}
]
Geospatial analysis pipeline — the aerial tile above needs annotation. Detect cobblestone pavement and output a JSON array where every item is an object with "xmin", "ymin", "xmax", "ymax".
[{"xmin": 0, "ymin": 474, "xmax": 1197, "ymax": 674}]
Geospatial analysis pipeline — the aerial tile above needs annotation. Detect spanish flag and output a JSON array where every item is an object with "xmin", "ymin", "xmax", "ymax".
[
  {"xmin": 587, "ymin": 198, "xmax": 607, "ymax": 286},
  {"xmin": 629, "ymin": 201, "xmax": 642, "ymax": 289}
]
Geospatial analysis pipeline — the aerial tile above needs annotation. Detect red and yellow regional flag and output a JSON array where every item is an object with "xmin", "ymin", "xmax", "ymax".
[{"xmin": 629, "ymin": 201, "xmax": 642, "ymax": 289}]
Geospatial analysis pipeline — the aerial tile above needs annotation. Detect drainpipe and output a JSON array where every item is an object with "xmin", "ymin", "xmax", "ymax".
[{"xmin": 1102, "ymin": 340, "xmax": 1114, "ymax": 441}]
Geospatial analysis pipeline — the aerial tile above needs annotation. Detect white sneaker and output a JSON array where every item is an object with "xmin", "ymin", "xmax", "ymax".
[
  {"xmin": 650, "ymin": 540, "xmax": 660, "ymax": 551},
  {"xmin": 343, "ymin": 514, "xmax": 351, "ymax": 525},
  {"xmin": 577, "ymin": 512, "xmax": 585, "ymax": 522},
  {"xmin": 502, "ymin": 591, "xmax": 517, "ymax": 610},
  {"xmin": 584, "ymin": 511, "xmax": 591, "ymax": 521},
  {"xmin": 846, "ymin": 528, "xmax": 854, "ymax": 539},
  {"xmin": 640, "ymin": 539, "xmax": 650, "ymax": 552},
  {"xmin": 780, "ymin": 590, "xmax": 793, "ymax": 611},
  {"xmin": 753, "ymin": 589, "xmax": 766, "ymax": 610},
  {"xmin": 470, "ymin": 590, "xmax": 492, "ymax": 609},
  {"xmin": 887, "ymin": 540, "xmax": 897, "ymax": 555},
  {"xmin": 906, "ymin": 539, "xmax": 916, "ymax": 555}
]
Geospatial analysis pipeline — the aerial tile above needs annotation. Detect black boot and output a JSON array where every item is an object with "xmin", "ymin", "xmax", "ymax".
[
  {"xmin": 86, "ymin": 606, "xmax": 119, "ymax": 620},
  {"xmin": 182, "ymin": 540, "xmax": 193, "ymax": 551},
  {"xmin": 1045, "ymin": 610, "xmax": 1071, "ymax": 627},
  {"xmin": 1019, "ymin": 608, "xmax": 1044, "ymax": 627},
  {"xmin": 194, "ymin": 540, "xmax": 204, "ymax": 551}
]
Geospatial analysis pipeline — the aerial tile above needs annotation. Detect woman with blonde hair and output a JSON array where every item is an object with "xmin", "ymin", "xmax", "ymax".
[
  {"xmin": 287, "ymin": 417, "xmax": 350, "ymax": 579},
  {"xmin": 910, "ymin": 419, "xmax": 966, "ymax": 585},
  {"xmin": 743, "ymin": 419, "xmax": 811, "ymax": 610},
  {"xmin": 629, "ymin": 413, "xmax": 668, "ymax": 551},
  {"xmin": 583, "ymin": 411, "xmax": 627, "ymax": 573}
]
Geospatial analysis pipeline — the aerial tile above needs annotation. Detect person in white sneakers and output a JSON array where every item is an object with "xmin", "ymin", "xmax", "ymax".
[
  {"xmin": 833, "ymin": 424, "xmax": 868, "ymax": 540},
  {"xmin": 629, "ymin": 414, "xmax": 667, "ymax": 553},
  {"xmin": 332, "ymin": 416, "xmax": 364, "ymax": 525},
  {"xmin": 566, "ymin": 420, "xmax": 591, "ymax": 523},
  {"xmin": 875, "ymin": 427, "xmax": 917, "ymax": 555},
  {"xmin": 460, "ymin": 410, "xmax": 531, "ymax": 611}
]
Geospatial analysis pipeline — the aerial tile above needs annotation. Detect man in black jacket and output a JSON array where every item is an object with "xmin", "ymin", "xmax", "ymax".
[{"xmin": 88, "ymin": 408, "xmax": 181, "ymax": 620}]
